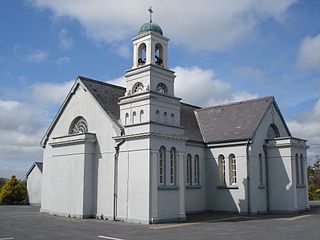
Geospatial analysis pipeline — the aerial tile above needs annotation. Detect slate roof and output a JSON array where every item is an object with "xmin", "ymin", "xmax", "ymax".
[
  {"xmin": 26, "ymin": 162, "xmax": 43, "ymax": 177},
  {"xmin": 80, "ymin": 76, "xmax": 125, "ymax": 129},
  {"xmin": 78, "ymin": 76, "xmax": 204, "ymax": 142},
  {"xmin": 195, "ymin": 97, "xmax": 274, "ymax": 143}
]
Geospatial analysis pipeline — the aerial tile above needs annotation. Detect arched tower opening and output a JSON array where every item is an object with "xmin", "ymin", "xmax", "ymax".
[
  {"xmin": 137, "ymin": 43, "xmax": 146, "ymax": 66},
  {"xmin": 155, "ymin": 43, "xmax": 164, "ymax": 67}
]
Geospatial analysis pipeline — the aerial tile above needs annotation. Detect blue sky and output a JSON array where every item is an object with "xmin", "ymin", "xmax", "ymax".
[{"xmin": 0, "ymin": 0, "xmax": 319, "ymax": 179}]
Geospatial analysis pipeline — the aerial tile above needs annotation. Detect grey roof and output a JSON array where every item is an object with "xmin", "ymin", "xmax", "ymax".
[
  {"xmin": 79, "ymin": 76, "xmax": 125, "ymax": 129},
  {"xmin": 78, "ymin": 76, "xmax": 203, "ymax": 142},
  {"xmin": 195, "ymin": 97, "xmax": 274, "ymax": 143},
  {"xmin": 180, "ymin": 103, "xmax": 204, "ymax": 142},
  {"xmin": 26, "ymin": 162, "xmax": 43, "ymax": 177}
]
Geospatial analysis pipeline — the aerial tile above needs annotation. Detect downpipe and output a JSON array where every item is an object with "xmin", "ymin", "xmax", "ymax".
[
  {"xmin": 113, "ymin": 139, "xmax": 125, "ymax": 221},
  {"xmin": 246, "ymin": 139, "xmax": 251, "ymax": 214}
]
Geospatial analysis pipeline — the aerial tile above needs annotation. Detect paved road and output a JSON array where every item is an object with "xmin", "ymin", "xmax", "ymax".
[{"xmin": 0, "ymin": 203, "xmax": 319, "ymax": 240}]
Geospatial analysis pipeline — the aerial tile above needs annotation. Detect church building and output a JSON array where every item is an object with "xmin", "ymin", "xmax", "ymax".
[{"xmin": 40, "ymin": 15, "xmax": 309, "ymax": 224}]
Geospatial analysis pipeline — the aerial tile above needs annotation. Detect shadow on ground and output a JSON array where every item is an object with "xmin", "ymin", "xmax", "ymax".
[{"xmin": 186, "ymin": 201, "xmax": 320, "ymax": 223}]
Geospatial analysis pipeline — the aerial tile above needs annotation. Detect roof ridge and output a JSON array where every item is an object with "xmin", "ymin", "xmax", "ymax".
[
  {"xmin": 78, "ymin": 75, "xmax": 126, "ymax": 91},
  {"xmin": 181, "ymin": 102, "xmax": 202, "ymax": 109},
  {"xmin": 196, "ymin": 96, "xmax": 274, "ymax": 112}
]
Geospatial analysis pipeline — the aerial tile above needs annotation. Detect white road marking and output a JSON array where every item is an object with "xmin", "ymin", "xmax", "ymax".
[
  {"xmin": 0, "ymin": 238, "xmax": 14, "ymax": 240},
  {"xmin": 98, "ymin": 235, "xmax": 124, "ymax": 240},
  {"xmin": 274, "ymin": 214, "xmax": 312, "ymax": 221}
]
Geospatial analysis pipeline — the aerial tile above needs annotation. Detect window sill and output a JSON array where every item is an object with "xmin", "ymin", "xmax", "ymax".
[
  {"xmin": 158, "ymin": 185, "xmax": 179, "ymax": 190},
  {"xmin": 186, "ymin": 185, "xmax": 201, "ymax": 189},
  {"xmin": 296, "ymin": 184, "xmax": 306, "ymax": 188},
  {"xmin": 258, "ymin": 185, "xmax": 265, "ymax": 189},
  {"xmin": 217, "ymin": 185, "xmax": 239, "ymax": 189}
]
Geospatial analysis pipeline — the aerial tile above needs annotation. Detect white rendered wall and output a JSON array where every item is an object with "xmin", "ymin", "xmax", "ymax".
[
  {"xmin": 41, "ymin": 81, "xmax": 121, "ymax": 219},
  {"xmin": 185, "ymin": 143, "xmax": 207, "ymax": 213},
  {"xmin": 206, "ymin": 145, "xmax": 248, "ymax": 213},
  {"xmin": 249, "ymin": 102, "xmax": 290, "ymax": 213},
  {"xmin": 27, "ymin": 166, "xmax": 42, "ymax": 205}
]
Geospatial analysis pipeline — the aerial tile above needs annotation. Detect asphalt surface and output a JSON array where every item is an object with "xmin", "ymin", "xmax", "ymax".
[{"xmin": 0, "ymin": 202, "xmax": 319, "ymax": 240}]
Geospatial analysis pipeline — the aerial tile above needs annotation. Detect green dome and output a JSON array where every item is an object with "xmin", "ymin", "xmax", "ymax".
[{"xmin": 139, "ymin": 22, "xmax": 163, "ymax": 35}]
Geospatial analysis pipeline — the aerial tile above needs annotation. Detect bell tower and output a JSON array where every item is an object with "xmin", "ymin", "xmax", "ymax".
[
  {"xmin": 119, "ymin": 7, "xmax": 182, "ymax": 133},
  {"xmin": 116, "ymin": 8, "xmax": 186, "ymax": 224}
]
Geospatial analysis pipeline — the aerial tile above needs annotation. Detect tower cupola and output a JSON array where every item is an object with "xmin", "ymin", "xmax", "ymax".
[{"xmin": 132, "ymin": 7, "xmax": 168, "ymax": 69}]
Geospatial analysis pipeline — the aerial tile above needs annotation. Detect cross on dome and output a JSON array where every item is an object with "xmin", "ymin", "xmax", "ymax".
[{"xmin": 148, "ymin": 6, "xmax": 153, "ymax": 22}]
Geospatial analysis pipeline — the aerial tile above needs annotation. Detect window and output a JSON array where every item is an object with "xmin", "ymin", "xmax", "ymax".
[
  {"xmin": 139, "ymin": 110, "xmax": 144, "ymax": 122},
  {"xmin": 169, "ymin": 148, "xmax": 176, "ymax": 185},
  {"xmin": 156, "ymin": 83, "xmax": 168, "ymax": 95},
  {"xmin": 69, "ymin": 116, "xmax": 88, "ymax": 134},
  {"xmin": 295, "ymin": 154, "xmax": 300, "ymax": 185},
  {"xmin": 132, "ymin": 111, "xmax": 136, "ymax": 124},
  {"xmin": 194, "ymin": 155, "xmax": 200, "ymax": 185},
  {"xmin": 267, "ymin": 124, "xmax": 280, "ymax": 139},
  {"xmin": 170, "ymin": 113, "xmax": 175, "ymax": 124},
  {"xmin": 259, "ymin": 154, "xmax": 263, "ymax": 186},
  {"xmin": 159, "ymin": 146, "xmax": 166, "ymax": 185},
  {"xmin": 163, "ymin": 112, "xmax": 167, "ymax": 124},
  {"xmin": 133, "ymin": 82, "xmax": 144, "ymax": 93},
  {"xmin": 156, "ymin": 110, "xmax": 160, "ymax": 121},
  {"xmin": 300, "ymin": 154, "xmax": 304, "ymax": 185},
  {"xmin": 125, "ymin": 113, "xmax": 129, "ymax": 125},
  {"xmin": 186, "ymin": 154, "xmax": 192, "ymax": 186},
  {"xmin": 229, "ymin": 154, "xmax": 237, "ymax": 184},
  {"xmin": 218, "ymin": 155, "xmax": 226, "ymax": 185}
]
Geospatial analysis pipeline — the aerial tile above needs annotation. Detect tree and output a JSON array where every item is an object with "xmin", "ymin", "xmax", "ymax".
[
  {"xmin": 0, "ymin": 175, "xmax": 27, "ymax": 204},
  {"xmin": 308, "ymin": 159, "xmax": 320, "ymax": 200},
  {"xmin": 0, "ymin": 178, "xmax": 7, "ymax": 191}
]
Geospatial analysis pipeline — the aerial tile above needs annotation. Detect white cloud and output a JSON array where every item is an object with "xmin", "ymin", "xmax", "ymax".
[
  {"xmin": 107, "ymin": 76, "xmax": 126, "ymax": 87},
  {"xmin": 24, "ymin": 50, "xmax": 47, "ymax": 63},
  {"xmin": 58, "ymin": 28, "xmax": 73, "ymax": 49},
  {"xmin": 28, "ymin": 0, "xmax": 296, "ymax": 51},
  {"xmin": 297, "ymin": 34, "xmax": 320, "ymax": 71},
  {"xmin": 31, "ymin": 80, "xmax": 74, "ymax": 104},
  {"xmin": 0, "ymin": 99, "xmax": 46, "ymax": 170},
  {"xmin": 288, "ymin": 99, "xmax": 320, "ymax": 164},
  {"xmin": 173, "ymin": 66, "xmax": 257, "ymax": 106}
]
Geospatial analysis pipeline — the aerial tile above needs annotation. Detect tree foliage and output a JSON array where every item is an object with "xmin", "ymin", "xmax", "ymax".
[
  {"xmin": 0, "ymin": 178, "xmax": 7, "ymax": 191},
  {"xmin": 308, "ymin": 159, "xmax": 320, "ymax": 200},
  {"xmin": 0, "ymin": 175, "xmax": 27, "ymax": 204}
]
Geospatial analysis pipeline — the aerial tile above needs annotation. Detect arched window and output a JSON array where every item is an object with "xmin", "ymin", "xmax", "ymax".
[
  {"xmin": 132, "ymin": 111, "xmax": 136, "ymax": 124},
  {"xmin": 125, "ymin": 113, "xmax": 129, "ymax": 125},
  {"xmin": 155, "ymin": 43, "xmax": 163, "ymax": 67},
  {"xmin": 295, "ymin": 154, "xmax": 300, "ymax": 185},
  {"xmin": 194, "ymin": 155, "xmax": 200, "ymax": 185},
  {"xmin": 267, "ymin": 124, "xmax": 280, "ymax": 139},
  {"xmin": 300, "ymin": 154, "xmax": 304, "ymax": 185},
  {"xmin": 218, "ymin": 155, "xmax": 226, "ymax": 185},
  {"xmin": 259, "ymin": 153, "xmax": 263, "ymax": 186},
  {"xmin": 163, "ymin": 112, "xmax": 167, "ymax": 124},
  {"xmin": 170, "ymin": 113, "xmax": 175, "ymax": 124},
  {"xmin": 159, "ymin": 146, "xmax": 166, "ymax": 185},
  {"xmin": 156, "ymin": 83, "xmax": 168, "ymax": 95},
  {"xmin": 186, "ymin": 154, "xmax": 192, "ymax": 186},
  {"xmin": 156, "ymin": 110, "xmax": 160, "ymax": 121},
  {"xmin": 169, "ymin": 147, "xmax": 176, "ymax": 185},
  {"xmin": 140, "ymin": 110, "xmax": 144, "ymax": 122},
  {"xmin": 69, "ymin": 116, "xmax": 88, "ymax": 134},
  {"xmin": 229, "ymin": 154, "xmax": 236, "ymax": 184},
  {"xmin": 137, "ymin": 43, "xmax": 146, "ymax": 66},
  {"xmin": 133, "ymin": 82, "xmax": 144, "ymax": 93}
]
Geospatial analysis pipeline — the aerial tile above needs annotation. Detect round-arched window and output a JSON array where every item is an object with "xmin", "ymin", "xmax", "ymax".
[
  {"xmin": 69, "ymin": 117, "xmax": 88, "ymax": 134},
  {"xmin": 267, "ymin": 124, "xmax": 280, "ymax": 139},
  {"xmin": 133, "ymin": 82, "xmax": 144, "ymax": 93},
  {"xmin": 156, "ymin": 83, "xmax": 168, "ymax": 95}
]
